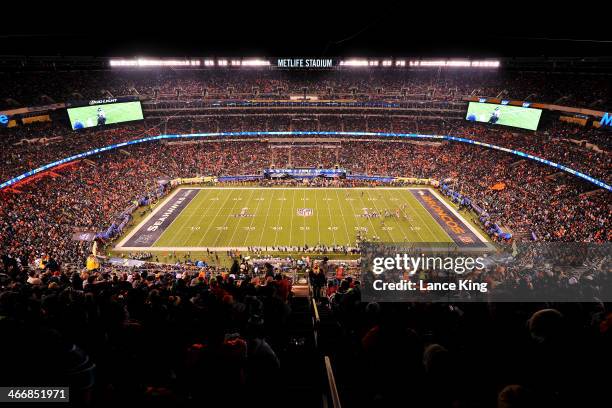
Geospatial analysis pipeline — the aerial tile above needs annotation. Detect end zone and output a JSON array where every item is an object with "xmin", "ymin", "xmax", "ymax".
[
  {"xmin": 115, "ymin": 188, "xmax": 200, "ymax": 249},
  {"xmin": 410, "ymin": 188, "xmax": 489, "ymax": 246}
]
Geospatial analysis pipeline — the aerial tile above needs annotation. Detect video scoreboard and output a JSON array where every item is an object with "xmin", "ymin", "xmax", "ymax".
[{"xmin": 67, "ymin": 97, "xmax": 144, "ymax": 130}]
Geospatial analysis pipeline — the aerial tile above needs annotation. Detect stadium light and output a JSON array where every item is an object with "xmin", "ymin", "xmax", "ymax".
[
  {"xmin": 408, "ymin": 60, "xmax": 500, "ymax": 68},
  {"xmin": 217, "ymin": 59, "xmax": 228, "ymax": 66},
  {"xmin": 204, "ymin": 59, "xmax": 215, "ymax": 66},
  {"xmin": 446, "ymin": 60, "xmax": 472, "ymax": 67},
  {"xmin": 109, "ymin": 60, "xmax": 138, "ymax": 67},
  {"xmin": 241, "ymin": 59, "xmax": 270, "ymax": 67},
  {"xmin": 339, "ymin": 59, "xmax": 369, "ymax": 67},
  {"xmin": 382, "ymin": 60, "xmax": 393, "ymax": 66},
  {"xmin": 471, "ymin": 60, "xmax": 500, "ymax": 67},
  {"xmin": 109, "ymin": 59, "xmax": 200, "ymax": 67}
]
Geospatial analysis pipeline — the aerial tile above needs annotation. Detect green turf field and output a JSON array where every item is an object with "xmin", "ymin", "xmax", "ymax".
[
  {"xmin": 466, "ymin": 102, "xmax": 541, "ymax": 130},
  {"xmin": 67, "ymin": 101, "xmax": 144, "ymax": 129},
  {"xmin": 116, "ymin": 187, "xmax": 488, "ymax": 251}
]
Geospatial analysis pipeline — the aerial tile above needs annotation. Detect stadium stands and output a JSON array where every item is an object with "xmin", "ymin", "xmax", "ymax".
[
  {"xmin": 0, "ymin": 63, "xmax": 610, "ymax": 408},
  {"xmin": 1, "ymin": 69, "xmax": 610, "ymax": 110}
]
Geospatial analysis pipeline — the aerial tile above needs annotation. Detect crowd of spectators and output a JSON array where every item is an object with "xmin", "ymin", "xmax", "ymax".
[
  {"xmin": 319, "ymin": 275, "xmax": 611, "ymax": 407},
  {"xmin": 2, "ymin": 56, "xmax": 611, "ymax": 408},
  {"xmin": 1, "ymin": 127, "xmax": 609, "ymax": 278},
  {"xmin": 1, "ymin": 253, "xmax": 294, "ymax": 406},
  {"xmin": 0, "ymin": 121, "xmax": 610, "ymax": 408},
  {"xmin": 2, "ymin": 115, "xmax": 609, "ymax": 185},
  {"xmin": 1, "ymin": 69, "xmax": 610, "ymax": 110}
]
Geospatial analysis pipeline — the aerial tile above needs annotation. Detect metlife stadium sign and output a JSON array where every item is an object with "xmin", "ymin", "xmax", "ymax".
[{"xmin": 276, "ymin": 58, "xmax": 334, "ymax": 68}]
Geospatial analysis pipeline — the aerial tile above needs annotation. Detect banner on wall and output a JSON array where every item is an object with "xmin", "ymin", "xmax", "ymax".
[
  {"xmin": 170, "ymin": 176, "xmax": 218, "ymax": 186},
  {"xmin": 393, "ymin": 177, "xmax": 437, "ymax": 185},
  {"xmin": 22, "ymin": 115, "xmax": 51, "ymax": 125}
]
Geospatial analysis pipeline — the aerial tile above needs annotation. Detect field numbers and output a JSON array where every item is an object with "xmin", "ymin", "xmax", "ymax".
[{"xmin": 139, "ymin": 188, "xmax": 460, "ymax": 249}]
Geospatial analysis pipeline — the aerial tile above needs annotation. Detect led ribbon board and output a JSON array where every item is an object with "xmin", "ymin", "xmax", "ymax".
[{"xmin": 1, "ymin": 132, "xmax": 610, "ymax": 192}]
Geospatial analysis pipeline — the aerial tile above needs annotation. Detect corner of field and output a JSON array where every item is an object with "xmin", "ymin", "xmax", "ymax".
[{"xmin": 113, "ymin": 187, "xmax": 188, "ymax": 250}]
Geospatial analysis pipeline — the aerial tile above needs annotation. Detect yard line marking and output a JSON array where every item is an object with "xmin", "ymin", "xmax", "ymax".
[
  {"xmin": 401, "ymin": 189, "xmax": 451, "ymax": 242},
  {"xmin": 334, "ymin": 189, "xmax": 352, "ymax": 245},
  {"xmin": 344, "ymin": 189, "xmax": 367, "ymax": 245},
  {"xmin": 227, "ymin": 188, "xmax": 256, "ymax": 247},
  {"xmin": 242, "ymin": 190, "xmax": 266, "ymax": 246},
  {"xmin": 273, "ymin": 189, "xmax": 287, "ymax": 246},
  {"xmin": 396, "ymin": 192, "xmax": 429, "ymax": 242},
  {"xmin": 314, "ymin": 189, "xmax": 322, "ymax": 244},
  {"xmin": 289, "ymin": 189, "xmax": 296, "ymax": 246},
  {"xmin": 302, "ymin": 189, "xmax": 307, "ymax": 247},
  {"xmin": 195, "ymin": 189, "xmax": 234, "ymax": 247},
  {"xmin": 356, "ymin": 191, "xmax": 383, "ymax": 242},
  {"xmin": 324, "ymin": 189, "xmax": 337, "ymax": 245},
  {"xmin": 378, "ymin": 189, "xmax": 412, "ymax": 242},
  {"xmin": 212, "ymin": 189, "xmax": 244, "ymax": 247},
  {"xmin": 363, "ymin": 189, "xmax": 396, "ymax": 242},
  {"xmin": 158, "ymin": 189, "xmax": 209, "ymax": 247},
  {"xmin": 257, "ymin": 189, "xmax": 276, "ymax": 247},
  {"xmin": 399, "ymin": 189, "xmax": 438, "ymax": 242},
  {"xmin": 171, "ymin": 191, "xmax": 216, "ymax": 245}
]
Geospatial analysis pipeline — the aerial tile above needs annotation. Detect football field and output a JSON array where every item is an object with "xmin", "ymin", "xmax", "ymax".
[{"xmin": 115, "ymin": 187, "xmax": 488, "ymax": 251}]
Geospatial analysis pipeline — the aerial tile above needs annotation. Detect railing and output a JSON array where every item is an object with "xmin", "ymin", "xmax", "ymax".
[
  {"xmin": 312, "ymin": 297, "xmax": 320, "ymax": 349},
  {"xmin": 308, "ymin": 279, "xmax": 342, "ymax": 408},
  {"xmin": 324, "ymin": 356, "xmax": 342, "ymax": 408}
]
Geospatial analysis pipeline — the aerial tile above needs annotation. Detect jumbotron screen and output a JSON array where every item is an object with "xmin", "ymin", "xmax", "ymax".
[
  {"xmin": 67, "ymin": 100, "xmax": 144, "ymax": 130},
  {"xmin": 466, "ymin": 102, "xmax": 542, "ymax": 131}
]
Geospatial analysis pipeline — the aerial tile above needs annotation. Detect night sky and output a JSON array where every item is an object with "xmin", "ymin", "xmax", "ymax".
[{"xmin": 1, "ymin": 2, "xmax": 609, "ymax": 57}]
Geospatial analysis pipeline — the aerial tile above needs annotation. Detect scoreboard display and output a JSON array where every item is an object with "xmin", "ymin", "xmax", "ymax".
[
  {"xmin": 466, "ymin": 102, "xmax": 542, "ymax": 131},
  {"xmin": 67, "ymin": 98, "xmax": 144, "ymax": 130}
]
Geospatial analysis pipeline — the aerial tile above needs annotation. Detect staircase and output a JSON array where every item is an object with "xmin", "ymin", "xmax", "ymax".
[{"xmin": 277, "ymin": 288, "xmax": 323, "ymax": 407}]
